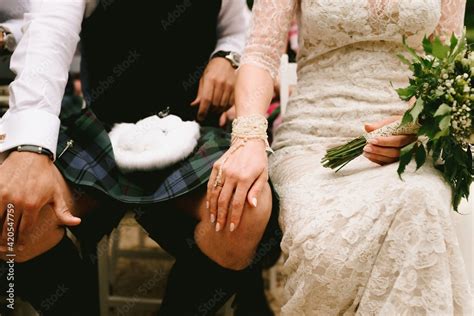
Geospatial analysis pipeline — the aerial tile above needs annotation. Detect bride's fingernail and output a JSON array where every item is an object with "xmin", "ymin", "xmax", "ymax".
[
  {"xmin": 215, "ymin": 223, "xmax": 222, "ymax": 232},
  {"xmin": 210, "ymin": 214, "xmax": 216, "ymax": 223},
  {"xmin": 251, "ymin": 198, "xmax": 258, "ymax": 208},
  {"xmin": 364, "ymin": 145, "xmax": 373, "ymax": 153},
  {"xmin": 230, "ymin": 223, "xmax": 236, "ymax": 232},
  {"xmin": 368, "ymin": 139, "xmax": 379, "ymax": 145}
]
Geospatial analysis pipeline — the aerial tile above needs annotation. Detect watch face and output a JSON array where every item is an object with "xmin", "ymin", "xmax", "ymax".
[
  {"xmin": 213, "ymin": 51, "xmax": 241, "ymax": 68},
  {"xmin": 226, "ymin": 52, "xmax": 241, "ymax": 68},
  {"xmin": 231, "ymin": 53, "xmax": 241, "ymax": 64},
  {"xmin": 5, "ymin": 34, "xmax": 15, "ymax": 50}
]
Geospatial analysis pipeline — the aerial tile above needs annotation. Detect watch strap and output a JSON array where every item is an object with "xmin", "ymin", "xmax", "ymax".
[
  {"xmin": 16, "ymin": 145, "xmax": 54, "ymax": 161},
  {"xmin": 211, "ymin": 51, "xmax": 241, "ymax": 69}
]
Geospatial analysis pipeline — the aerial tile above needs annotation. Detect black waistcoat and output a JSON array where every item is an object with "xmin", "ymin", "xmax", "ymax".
[{"xmin": 80, "ymin": 0, "xmax": 222, "ymax": 126}]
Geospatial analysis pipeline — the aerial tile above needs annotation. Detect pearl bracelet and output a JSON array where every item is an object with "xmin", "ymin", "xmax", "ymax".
[
  {"xmin": 213, "ymin": 115, "xmax": 272, "ymax": 190},
  {"xmin": 231, "ymin": 114, "xmax": 273, "ymax": 153}
]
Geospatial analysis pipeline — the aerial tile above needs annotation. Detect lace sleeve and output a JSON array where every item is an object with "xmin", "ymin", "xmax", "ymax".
[
  {"xmin": 433, "ymin": 0, "xmax": 466, "ymax": 40},
  {"xmin": 241, "ymin": 0, "xmax": 298, "ymax": 79}
]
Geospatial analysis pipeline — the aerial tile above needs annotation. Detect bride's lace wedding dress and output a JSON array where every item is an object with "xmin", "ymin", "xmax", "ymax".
[{"xmin": 241, "ymin": 0, "xmax": 472, "ymax": 314}]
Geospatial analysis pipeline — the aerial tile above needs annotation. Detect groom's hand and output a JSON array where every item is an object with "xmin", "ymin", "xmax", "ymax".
[
  {"xmin": 191, "ymin": 57, "xmax": 237, "ymax": 121},
  {"xmin": 363, "ymin": 116, "xmax": 418, "ymax": 165},
  {"xmin": 0, "ymin": 152, "xmax": 81, "ymax": 250}
]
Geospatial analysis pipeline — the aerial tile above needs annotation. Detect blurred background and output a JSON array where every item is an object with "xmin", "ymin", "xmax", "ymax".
[{"xmin": 467, "ymin": 1, "xmax": 473, "ymax": 43}]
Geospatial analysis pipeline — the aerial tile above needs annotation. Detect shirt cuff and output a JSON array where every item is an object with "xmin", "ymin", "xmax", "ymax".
[
  {"xmin": 211, "ymin": 43, "xmax": 242, "ymax": 57},
  {"xmin": 212, "ymin": 40, "xmax": 245, "ymax": 58},
  {"xmin": 0, "ymin": 109, "xmax": 60, "ymax": 159}
]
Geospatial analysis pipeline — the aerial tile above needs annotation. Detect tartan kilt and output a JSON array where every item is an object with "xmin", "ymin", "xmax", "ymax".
[{"xmin": 55, "ymin": 99, "xmax": 230, "ymax": 205}]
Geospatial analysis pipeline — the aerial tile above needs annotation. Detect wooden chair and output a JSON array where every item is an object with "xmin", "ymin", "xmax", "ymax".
[{"xmin": 97, "ymin": 214, "xmax": 168, "ymax": 315}]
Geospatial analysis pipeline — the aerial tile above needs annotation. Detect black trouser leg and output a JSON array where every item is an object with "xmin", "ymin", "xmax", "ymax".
[
  {"xmin": 233, "ymin": 266, "xmax": 274, "ymax": 316},
  {"xmin": 158, "ymin": 246, "xmax": 246, "ymax": 316},
  {"xmin": 0, "ymin": 235, "xmax": 100, "ymax": 316}
]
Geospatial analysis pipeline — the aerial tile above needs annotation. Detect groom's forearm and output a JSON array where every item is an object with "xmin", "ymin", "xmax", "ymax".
[{"xmin": 1, "ymin": 0, "xmax": 86, "ymax": 159}]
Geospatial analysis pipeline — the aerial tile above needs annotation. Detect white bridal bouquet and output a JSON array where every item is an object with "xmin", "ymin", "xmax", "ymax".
[{"xmin": 322, "ymin": 32, "xmax": 474, "ymax": 211}]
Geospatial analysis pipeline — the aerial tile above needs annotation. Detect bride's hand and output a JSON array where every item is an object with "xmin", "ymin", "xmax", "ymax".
[
  {"xmin": 207, "ymin": 140, "xmax": 268, "ymax": 232},
  {"xmin": 363, "ymin": 116, "xmax": 417, "ymax": 165}
]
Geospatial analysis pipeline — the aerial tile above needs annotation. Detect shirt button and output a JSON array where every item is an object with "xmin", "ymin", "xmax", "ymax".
[{"xmin": 0, "ymin": 134, "xmax": 5, "ymax": 143}]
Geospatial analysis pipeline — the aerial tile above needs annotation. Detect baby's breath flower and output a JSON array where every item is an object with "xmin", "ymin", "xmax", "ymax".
[{"xmin": 451, "ymin": 102, "xmax": 473, "ymax": 145}]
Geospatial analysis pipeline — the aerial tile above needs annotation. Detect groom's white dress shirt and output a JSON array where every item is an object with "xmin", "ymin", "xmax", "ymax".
[{"xmin": 0, "ymin": 0, "xmax": 250, "ymax": 159}]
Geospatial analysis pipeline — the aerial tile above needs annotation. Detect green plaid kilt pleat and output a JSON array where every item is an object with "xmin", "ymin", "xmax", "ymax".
[{"xmin": 55, "ymin": 100, "xmax": 230, "ymax": 204}]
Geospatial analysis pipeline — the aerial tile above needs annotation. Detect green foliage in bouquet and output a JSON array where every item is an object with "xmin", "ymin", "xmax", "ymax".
[
  {"xmin": 322, "ymin": 32, "xmax": 473, "ymax": 211},
  {"xmin": 396, "ymin": 33, "xmax": 473, "ymax": 211}
]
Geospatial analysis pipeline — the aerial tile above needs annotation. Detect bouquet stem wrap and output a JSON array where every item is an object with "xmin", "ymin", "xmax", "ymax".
[
  {"xmin": 322, "ymin": 120, "xmax": 419, "ymax": 171},
  {"xmin": 364, "ymin": 121, "xmax": 420, "ymax": 140}
]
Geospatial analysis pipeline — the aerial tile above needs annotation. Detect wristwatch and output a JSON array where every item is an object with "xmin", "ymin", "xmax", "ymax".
[
  {"xmin": 212, "ymin": 51, "xmax": 241, "ymax": 69},
  {"xmin": 16, "ymin": 145, "xmax": 55, "ymax": 161},
  {"xmin": 0, "ymin": 27, "xmax": 16, "ymax": 52}
]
